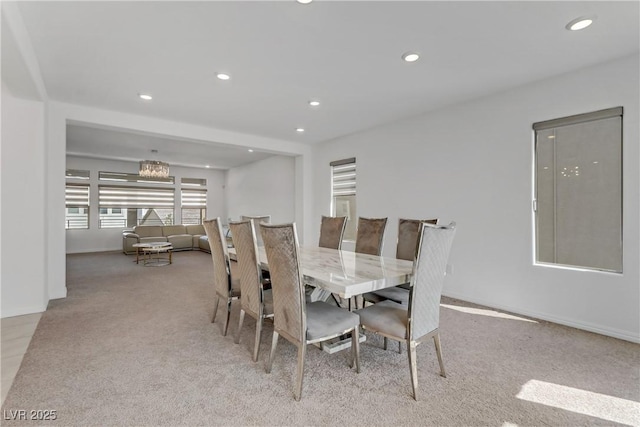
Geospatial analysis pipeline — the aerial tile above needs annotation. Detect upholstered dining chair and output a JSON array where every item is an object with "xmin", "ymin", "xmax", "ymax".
[
  {"xmin": 354, "ymin": 217, "xmax": 388, "ymax": 256},
  {"xmin": 261, "ymin": 222, "xmax": 361, "ymax": 401},
  {"xmin": 229, "ymin": 219, "xmax": 274, "ymax": 362},
  {"xmin": 240, "ymin": 215, "xmax": 271, "ymax": 246},
  {"xmin": 364, "ymin": 218, "xmax": 439, "ymax": 307},
  {"xmin": 203, "ymin": 217, "xmax": 240, "ymax": 336},
  {"xmin": 356, "ymin": 221, "xmax": 456, "ymax": 400},
  {"xmin": 318, "ymin": 215, "xmax": 347, "ymax": 250}
]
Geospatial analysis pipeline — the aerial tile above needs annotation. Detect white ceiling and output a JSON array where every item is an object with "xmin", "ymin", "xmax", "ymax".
[{"xmin": 14, "ymin": 1, "xmax": 640, "ymax": 169}]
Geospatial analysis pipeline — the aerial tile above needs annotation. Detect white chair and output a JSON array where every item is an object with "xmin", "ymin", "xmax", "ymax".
[
  {"xmin": 229, "ymin": 219, "xmax": 273, "ymax": 362},
  {"xmin": 240, "ymin": 215, "xmax": 271, "ymax": 246},
  {"xmin": 261, "ymin": 222, "xmax": 361, "ymax": 401},
  {"xmin": 356, "ymin": 221, "xmax": 456, "ymax": 400},
  {"xmin": 203, "ymin": 217, "xmax": 240, "ymax": 336}
]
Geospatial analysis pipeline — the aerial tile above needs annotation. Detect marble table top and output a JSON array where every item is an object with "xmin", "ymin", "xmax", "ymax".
[{"xmin": 229, "ymin": 246, "xmax": 414, "ymax": 299}]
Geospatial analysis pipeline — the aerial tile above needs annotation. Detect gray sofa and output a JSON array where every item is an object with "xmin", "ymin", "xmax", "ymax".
[{"xmin": 123, "ymin": 224, "xmax": 211, "ymax": 255}]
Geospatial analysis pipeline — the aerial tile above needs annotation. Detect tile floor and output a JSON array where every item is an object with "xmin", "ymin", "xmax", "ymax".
[{"xmin": 1, "ymin": 313, "xmax": 42, "ymax": 405}]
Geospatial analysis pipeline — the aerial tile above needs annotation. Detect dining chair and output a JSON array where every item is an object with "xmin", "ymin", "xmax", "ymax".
[
  {"xmin": 318, "ymin": 215, "xmax": 347, "ymax": 250},
  {"xmin": 240, "ymin": 215, "xmax": 271, "ymax": 246},
  {"xmin": 203, "ymin": 217, "xmax": 240, "ymax": 336},
  {"xmin": 260, "ymin": 222, "xmax": 361, "ymax": 401},
  {"xmin": 229, "ymin": 219, "xmax": 274, "ymax": 362},
  {"xmin": 354, "ymin": 217, "xmax": 388, "ymax": 256},
  {"xmin": 364, "ymin": 218, "xmax": 439, "ymax": 306},
  {"xmin": 356, "ymin": 221, "xmax": 456, "ymax": 400}
]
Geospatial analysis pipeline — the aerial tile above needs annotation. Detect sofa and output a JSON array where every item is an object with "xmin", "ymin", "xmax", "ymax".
[{"xmin": 123, "ymin": 224, "xmax": 211, "ymax": 255}]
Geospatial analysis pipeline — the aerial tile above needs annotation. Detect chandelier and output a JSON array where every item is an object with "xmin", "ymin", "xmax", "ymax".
[{"xmin": 139, "ymin": 150, "xmax": 169, "ymax": 178}]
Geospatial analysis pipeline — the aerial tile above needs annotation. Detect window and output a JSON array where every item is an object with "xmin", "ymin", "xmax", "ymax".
[
  {"xmin": 331, "ymin": 158, "xmax": 356, "ymax": 240},
  {"xmin": 65, "ymin": 183, "xmax": 89, "ymax": 229},
  {"xmin": 534, "ymin": 107, "xmax": 622, "ymax": 273},
  {"xmin": 98, "ymin": 185, "xmax": 175, "ymax": 228},
  {"xmin": 99, "ymin": 171, "xmax": 174, "ymax": 185},
  {"xmin": 181, "ymin": 178, "xmax": 207, "ymax": 225}
]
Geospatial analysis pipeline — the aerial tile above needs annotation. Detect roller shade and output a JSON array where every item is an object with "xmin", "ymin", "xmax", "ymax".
[
  {"xmin": 331, "ymin": 159, "xmax": 356, "ymax": 196},
  {"xmin": 99, "ymin": 185, "xmax": 174, "ymax": 208},
  {"xmin": 66, "ymin": 184, "xmax": 89, "ymax": 207}
]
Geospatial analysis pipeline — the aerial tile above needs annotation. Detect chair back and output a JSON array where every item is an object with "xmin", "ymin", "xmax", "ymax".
[
  {"xmin": 355, "ymin": 217, "xmax": 388, "ymax": 255},
  {"xmin": 241, "ymin": 215, "xmax": 271, "ymax": 246},
  {"xmin": 407, "ymin": 222, "xmax": 456, "ymax": 341},
  {"xmin": 260, "ymin": 223, "xmax": 306, "ymax": 344},
  {"xmin": 396, "ymin": 218, "xmax": 439, "ymax": 261},
  {"xmin": 203, "ymin": 218, "xmax": 232, "ymax": 298},
  {"xmin": 318, "ymin": 215, "xmax": 347, "ymax": 250},
  {"xmin": 229, "ymin": 220, "xmax": 263, "ymax": 317}
]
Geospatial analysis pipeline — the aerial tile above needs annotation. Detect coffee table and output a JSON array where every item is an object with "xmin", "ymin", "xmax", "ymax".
[{"xmin": 133, "ymin": 242, "xmax": 173, "ymax": 266}]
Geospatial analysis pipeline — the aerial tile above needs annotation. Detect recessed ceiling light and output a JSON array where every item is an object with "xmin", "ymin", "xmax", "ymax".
[
  {"xmin": 566, "ymin": 16, "xmax": 596, "ymax": 31},
  {"xmin": 248, "ymin": 149, "xmax": 254, "ymax": 153},
  {"xmin": 205, "ymin": 165, "xmax": 210, "ymax": 168},
  {"xmin": 297, "ymin": 0, "xmax": 313, "ymax": 4},
  {"xmin": 309, "ymin": 100, "xmax": 320, "ymax": 107},
  {"xmin": 547, "ymin": 135, "xmax": 556, "ymax": 139},
  {"xmin": 138, "ymin": 93, "xmax": 153, "ymax": 100},
  {"xmin": 296, "ymin": 128, "xmax": 305, "ymax": 133},
  {"xmin": 216, "ymin": 73, "xmax": 230, "ymax": 80},
  {"xmin": 402, "ymin": 52, "xmax": 420, "ymax": 63}
]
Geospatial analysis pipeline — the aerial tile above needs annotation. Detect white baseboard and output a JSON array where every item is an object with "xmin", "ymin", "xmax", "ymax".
[
  {"xmin": 443, "ymin": 291, "xmax": 640, "ymax": 344},
  {"xmin": 1, "ymin": 304, "xmax": 47, "ymax": 319},
  {"xmin": 66, "ymin": 246, "xmax": 121, "ymax": 254}
]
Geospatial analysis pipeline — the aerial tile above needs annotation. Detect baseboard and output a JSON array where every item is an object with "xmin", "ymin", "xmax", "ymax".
[
  {"xmin": 1, "ymin": 304, "xmax": 47, "ymax": 319},
  {"xmin": 67, "ymin": 246, "xmax": 121, "ymax": 254},
  {"xmin": 443, "ymin": 291, "xmax": 640, "ymax": 344}
]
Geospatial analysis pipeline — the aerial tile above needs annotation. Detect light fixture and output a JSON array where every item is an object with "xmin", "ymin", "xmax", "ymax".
[
  {"xmin": 402, "ymin": 52, "xmax": 420, "ymax": 63},
  {"xmin": 139, "ymin": 150, "xmax": 169, "ymax": 178},
  {"xmin": 205, "ymin": 165, "xmax": 211, "ymax": 168},
  {"xmin": 216, "ymin": 73, "xmax": 230, "ymax": 80},
  {"xmin": 309, "ymin": 100, "xmax": 320, "ymax": 107},
  {"xmin": 296, "ymin": 128, "xmax": 305, "ymax": 133},
  {"xmin": 297, "ymin": 0, "xmax": 313, "ymax": 4},
  {"xmin": 138, "ymin": 93, "xmax": 153, "ymax": 101},
  {"xmin": 248, "ymin": 149, "xmax": 254, "ymax": 152},
  {"xmin": 566, "ymin": 16, "xmax": 595, "ymax": 31}
]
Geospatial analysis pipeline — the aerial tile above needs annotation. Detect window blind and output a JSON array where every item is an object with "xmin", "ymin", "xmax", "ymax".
[
  {"xmin": 181, "ymin": 188, "xmax": 207, "ymax": 208},
  {"xmin": 66, "ymin": 184, "xmax": 90, "ymax": 207},
  {"xmin": 331, "ymin": 159, "xmax": 356, "ymax": 196},
  {"xmin": 99, "ymin": 185, "xmax": 174, "ymax": 208}
]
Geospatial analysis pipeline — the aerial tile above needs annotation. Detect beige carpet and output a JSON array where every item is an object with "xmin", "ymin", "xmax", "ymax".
[{"xmin": 2, "ymin": 251, "xmax": 638, "ymax": 426}]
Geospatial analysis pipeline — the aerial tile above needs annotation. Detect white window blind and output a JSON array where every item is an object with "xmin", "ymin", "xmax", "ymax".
[
  {"xmin": 331, "ymin": 158, "xmax": 356, "ymax": 196},
  {"xmin": 99, "ymin": 185, "xmax": 175, "ymax": 208},
  {"xmin": 181, "ymin": 189, "xmax": 207, "ymax": 208},
  {"xmin": 66, "ymin": 184, "xmax": 90, "ymax": 207}
]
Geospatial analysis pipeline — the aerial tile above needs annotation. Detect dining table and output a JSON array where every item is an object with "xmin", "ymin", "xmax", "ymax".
[{"xmin": 227, "ymin": 245, "xmax": 414, "ymax": 352}]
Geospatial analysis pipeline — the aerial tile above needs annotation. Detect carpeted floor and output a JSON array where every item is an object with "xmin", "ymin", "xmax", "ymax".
[{"xmin": 2, "ymin": 251, "xmax": 639, "ymax": 426}]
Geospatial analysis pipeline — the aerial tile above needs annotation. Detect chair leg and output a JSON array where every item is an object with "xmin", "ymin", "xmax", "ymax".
[
  {"xmin": 252, "ymin": 317, "xmax": 263, "ymax": 362},
  {"xmin": 294, "ymin": 343, "xmax": 307, "ymax": 401},
  {"xmin": 266, "ymin": 331, "xmax": 279, "ymax": 374},
  {"xmin": 351, "ymin": 328, "xmax": 361, "ymax": 374},
  {"xmin": 235, "ymin": 309, "xmax": 245, "ymax": 344},
  {"xmin": 408, "ymin": 340, "xmax": 419, "ymax": 401},
  {"xmin": 383, "ymin": 337, "xmax": 388, "ymax": 350},
  {"xmin": 398, "ymin": 341, "xmax": 402, "ymax": 354},
  {"xmin": 211, "ymin": 294, "xmax": 220, "ymax": 323},
  {"xmin": 222, "ymin": 298, "xmax": 232, "ymax": 336},
  {"xmin": 433, "ymin": 333, "xmax": 446, "ymax": 378}
]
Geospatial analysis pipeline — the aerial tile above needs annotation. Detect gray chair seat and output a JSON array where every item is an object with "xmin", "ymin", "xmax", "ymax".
[
  {"xmin": 356, "ymin": 300, "xmax": 407, "ymax": 339},
  {"xmin": 306, "ymin": 301, "xmax": 360, "ymax": 342}
]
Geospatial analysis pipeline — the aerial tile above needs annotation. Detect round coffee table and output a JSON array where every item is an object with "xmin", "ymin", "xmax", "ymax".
[{"xmin": 133, "ymin": 242, "xmax": 173, "ymax": 266}]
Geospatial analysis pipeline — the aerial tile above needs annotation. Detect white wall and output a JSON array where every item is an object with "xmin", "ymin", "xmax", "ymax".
[
  {"xmin": 1, "ymin": 83, "xmax": 48, "ymax": 316},
  {"xmin": 225, "ymin": 155, "xmax": 296, "ymax": 225},
  {"xmin": 65, "ymin": 156, "xmax": 226, "ymax": 253},
  {"xmin": 312, "ymin": 54, "xmax": 640, "ymax": 342}
]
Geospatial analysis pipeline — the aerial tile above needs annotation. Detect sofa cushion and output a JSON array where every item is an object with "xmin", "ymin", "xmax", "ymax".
[
  {"xmin": 199, "ymin": 235, "xmax": 211, "ymax": 252},
  {"xmin": 186, "ymin": 224, "xmax": 205, "ymax": 235},
  {"xmin": 134, "ymin": 226, "xmax": 164, "ymax": 238},
  {"xmin": 162, "ymin": 225, "xmax": 187, "ymax": 237},
  {"xmin": 168, "ymin": 234, "xmax": 193, "ymax": 250},
  {"xmin": 139, "ymin": 236, "xmax": 168, "ymax": 244}
]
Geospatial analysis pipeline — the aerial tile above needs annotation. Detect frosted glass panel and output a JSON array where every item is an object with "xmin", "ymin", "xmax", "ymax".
[{"xmin": 535, "ymin": 115, "xmax": 622, "ymax": 272}]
